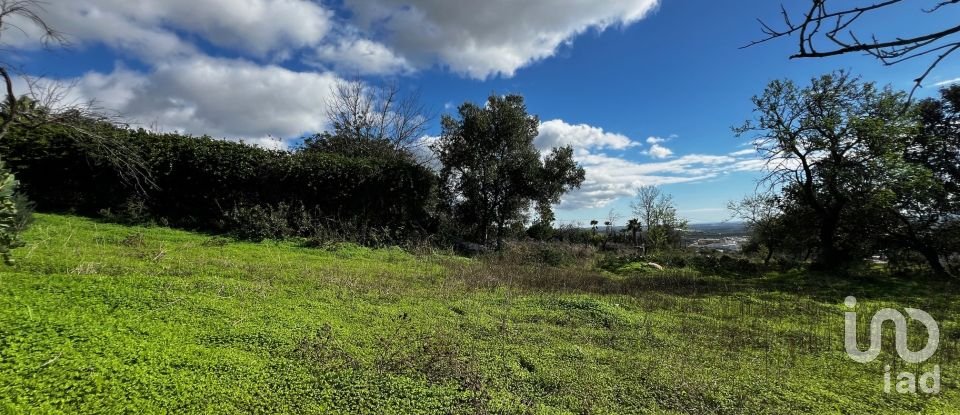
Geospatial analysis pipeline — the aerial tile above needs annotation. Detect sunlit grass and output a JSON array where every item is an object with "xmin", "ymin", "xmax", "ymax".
[{"xmin": 0, "ymin": 214, "xmax": 957, "ymax": 414}]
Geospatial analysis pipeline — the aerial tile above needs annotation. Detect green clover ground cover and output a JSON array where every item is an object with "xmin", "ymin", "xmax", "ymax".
[{"xmin": 0, "ymin": 214, "xmax": 957, "ymax": 414}]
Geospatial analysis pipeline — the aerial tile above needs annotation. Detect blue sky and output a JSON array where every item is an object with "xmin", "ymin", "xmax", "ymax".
[{"xmin": 9, "ymin": 0, "xmax": 959, "ymax": 223}]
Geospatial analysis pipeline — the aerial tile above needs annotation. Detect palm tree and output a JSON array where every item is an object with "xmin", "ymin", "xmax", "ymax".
[{"xmin": 626, "ymin": 219, "xmax": 640, "ymax": 245}]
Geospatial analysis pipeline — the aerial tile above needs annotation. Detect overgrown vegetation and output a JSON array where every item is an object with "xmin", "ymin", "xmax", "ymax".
[
  {"xmin": 735, "ymin": 74, "xmax": 960, "ymax": 278},
  {"xmin": 1, "ymin": 214, "xmax": 957, "ymax": 413},
  {"xmin": 0, "ymin": 124, "xmax": 436, "ymax": 244}
]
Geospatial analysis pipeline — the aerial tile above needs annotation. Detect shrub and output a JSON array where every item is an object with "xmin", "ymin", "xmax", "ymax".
[
  {"xmin": 0, "ymin": 163, "xmax": 22, "ymax": 265},
  {"xmin": 12, "ymin": 192, "xmax": 33, "ymax": 233},
  {"xmin": 222, "ymin": 203, "xmax": 293, "ymax": 242},
  {"xmin": 497, "ymin": 240, "xmax": 597, "ymax": 267},
  {"xmin": 0, "ymin": 124, "xmax": 437, "ymax": 244}
]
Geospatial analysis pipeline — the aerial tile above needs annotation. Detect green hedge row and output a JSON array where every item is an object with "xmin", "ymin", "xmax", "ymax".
[{"xmin": 0, "ymin": 124, "xmax": 436, "ymax": 241}]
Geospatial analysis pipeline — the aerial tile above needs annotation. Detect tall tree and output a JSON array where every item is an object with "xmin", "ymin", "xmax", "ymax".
[
  {"xmin": 434, "ymin": 94, "xmax": 584, "ymax": 250},
  {"xmin": 882, "ymin": 85, "xmax": 960, "ymax": 277},
  {"xmin": 736, "ymin": 71, "xmax": 912, "ymax": 268}
]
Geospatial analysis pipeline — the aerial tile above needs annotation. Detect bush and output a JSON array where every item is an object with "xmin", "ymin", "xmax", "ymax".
[
  {"xmin": 526, "ymin": 221, "xmax": 554, "ymax": 241},
  {"xmin": 494, "ymin": 240, "xmax": 597, "ymax": 267},
  {"xmin": 0, "ymin": 163, "xmax": 23, "ymax": 265},
  {"xmin": 12, "ymin": 192, "xmax": 34, "ymax": 233},
  {"xmin": 222, "ymin": 203, "xmax": 293, "ymax": 242},
  {"xmin": 0, "ymin": 124, "xmax": 437, "ymax": 244},
  {"xmin": 601, "ymin": 250, "xmax": 766, "ymax": 277}
]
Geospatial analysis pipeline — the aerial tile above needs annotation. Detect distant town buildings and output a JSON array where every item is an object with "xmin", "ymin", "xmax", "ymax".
[{"xmin": 688, "ymin": 237, "xmax": 748, "ymax": 253}]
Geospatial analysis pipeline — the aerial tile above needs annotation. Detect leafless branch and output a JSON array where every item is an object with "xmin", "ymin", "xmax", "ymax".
[
  {"xmin": 746, "ymin": 0, "xmax": 960, "ymax": 98},
  {"xmin": 0, "ymin": 0, "xmax": 65, "ymax": 47},
  {"xmin": 0, "ymin": 0, "xmax": 153, "ymax": 192},
  {"xmin": 322, "ymin": 77, "xmax": 435, "ymax": 164}
]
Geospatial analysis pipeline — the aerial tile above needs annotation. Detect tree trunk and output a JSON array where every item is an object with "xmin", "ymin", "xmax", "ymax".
[
  {"xmin": 495, "ymin": 220, "xmax": 505, "ymax": 252},
  {"xmin": 764, "ymin": 246, "xmax": 774, "ymax": 265},
  {"xmin": 813, "ymin": 212, "xmax": 845, "ymax": 269},
  {"xmin": 920, "ymin": 246, "xmax": 953, "ymax": 279}
]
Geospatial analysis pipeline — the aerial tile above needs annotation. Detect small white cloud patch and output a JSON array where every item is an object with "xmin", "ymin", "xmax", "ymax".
[{"xmin": 646, "ymin": 143, "xmax": 673, "ymax": 159}]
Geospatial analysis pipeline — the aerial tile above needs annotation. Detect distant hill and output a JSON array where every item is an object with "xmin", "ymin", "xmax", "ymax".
[
  {"xmin": 685, "ymin": 222, "xmax": 748, "ymax": 237},
  {"xmin": 687, "ymin": 221, "xmax": 747, "ymax": 232}
]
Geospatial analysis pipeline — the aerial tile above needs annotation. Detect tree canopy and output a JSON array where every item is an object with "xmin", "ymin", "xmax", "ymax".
[
  {"xmin": 737, "ymin": 72, "xmax": 959, "ymax": 276},
  {"xmin": 434, "ymin": 94, "xmax": 584, "ymax": 250}
]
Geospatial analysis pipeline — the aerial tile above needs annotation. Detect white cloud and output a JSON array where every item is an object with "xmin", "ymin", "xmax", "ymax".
[
  {"xmin": 728, "ymin": 148, "xmax": 756, "ymax": 156},
  {"xmin": 558, "ymin": 152, "xmax": 728, "ymax": 209},
  {"xmin": 645, "ymin": 143, "xmax": 673, "ymax": 159},
  {"xmin": 535, "ymin": 123, "xmax": 766, "ymax": 209},
  {"xmin": 70, "ymin": 56, "xmax": 342, "ymax": 143},
  {"xmin": 536, "ymin": 119, "xmax": 639, "ymax": 151},
  {"xmin": 311, "ymin": 35, "xmax": 414, "ymax": 75},
  {"xmin": 8, "ymin": 0, "xmax": 661, "ymax": 79},
  {"xmin": 555, "ymin": 140, "xmax": 764, "ymax": 210},
  {"xmin": 934, "ymin": 77, "xmax": 960, "ymax": 87},
  {"xmin": 8, "ymin": 0, "xmax": 332, "ymax": 60},
  {"xmin": 343, "ymin": 0, "xmax": 661, "ymax": 78}
]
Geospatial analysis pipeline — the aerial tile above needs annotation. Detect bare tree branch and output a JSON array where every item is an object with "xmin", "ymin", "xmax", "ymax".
[
  {"xmin": 0, "ymin": 0, "xmax": 154, "ymax": 192},
  {"xmin": 319, "ymin": 77, "xmax": 435, "ymax": 164},
  {"xmin": 746, "ymin": 0, "xmax": 960, "ymax": 98}
]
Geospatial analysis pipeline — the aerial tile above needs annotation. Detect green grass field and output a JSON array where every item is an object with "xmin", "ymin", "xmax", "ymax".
[{"xmin": 0, "ymin": 214, "xmax": 957, "ymax": 414}]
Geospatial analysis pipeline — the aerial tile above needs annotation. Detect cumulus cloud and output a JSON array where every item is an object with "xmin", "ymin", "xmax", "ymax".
[
  {"xmin": 9, "ymin": 0, "xmax": 662, "ymax": 79},
  {"xmin": 343, "ymin": 0, "xmax": 660, "ymax": 78},
  {"xmin": 8, "ymin": 0, "xmax": 332, "ymax": 60},
  {"xmin": 536, "ymin": 119, "xmax": 639, "ymax": 151},
  {"xmin": 5, "ymin": 0, "xmax": 675, "ymax": 171},
  {"xmin": 540, "ymin": 126, "xmax": 764, "ymax": 209},
  {"xmin": 645, "ymin": 143, "xmax": 673, "ymax": 159},
  {"xmin": 69, "ymin": 57, "xmax": 342, "ymax": 143},
  {"xmin": 311, "ymin": 34, "xmax": 414, "ymax": 75},
  {"xmin": 646, "ymin": 135, "xmax": 669, "ymax": 144}
]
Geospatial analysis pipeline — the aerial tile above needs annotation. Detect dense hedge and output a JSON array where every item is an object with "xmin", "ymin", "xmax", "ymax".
[{"xmin": 0, "ymin": 124, "xmax": 436, "ymax": 241}]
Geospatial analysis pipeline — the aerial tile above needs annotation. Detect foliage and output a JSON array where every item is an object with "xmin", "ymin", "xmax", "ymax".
[
  {"xmin": 0, "ymin": 161, "xmax": 21, "ymax": 264},
  {"xmin": 738, "ymin": 73, "xmax": 960, "ymax": 277},
  {"xmin": 434, "ymin": 94, "xmax": 584, "ymax": 250},
  {"xmin": 11, "ymin": 191, "xmax": 34, "ymax": 232},
  {"xmin": 737, "ymin": 71, "xmax": 911, "ymax": 269},
  {"xmin": 524, "ymin": 220, "xmax": 554, "ymax": 241},
  {"xmin": 891, "ymin": 85, "xmax": 960, "ymax": 277},
  {"xmin": 0, "ymin": 123, "xmax": 436, "ymax": 243},
  {"xmin": 630, "ymin": 185, "xmax": 687, "ymax": 252},
  {"xmin": 729, "ymin": 194, "xmax": 817, "ymax": 265}
]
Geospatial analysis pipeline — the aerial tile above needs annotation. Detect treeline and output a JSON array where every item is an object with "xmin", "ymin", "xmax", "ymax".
[
  {"xmin": 732, "ymin": 72, "xmax": 960, "ymax": 278},
  {"xmin": 0, "ymin": 123, "xmax": 435, "ymax": 243},
  {"xmin": 0, "ymin": 83, "xmax": 584, "ymax": 249}
]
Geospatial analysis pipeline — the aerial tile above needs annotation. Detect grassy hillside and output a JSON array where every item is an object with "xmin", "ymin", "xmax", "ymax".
[{"xmin": 0, "ymin": 214, "xmax": 957, "ymax": 414}]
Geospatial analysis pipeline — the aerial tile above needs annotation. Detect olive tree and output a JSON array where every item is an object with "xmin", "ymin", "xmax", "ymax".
[{"xmin": 434, "ymin": 94, "xmax": 585, "ymax": 250}]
